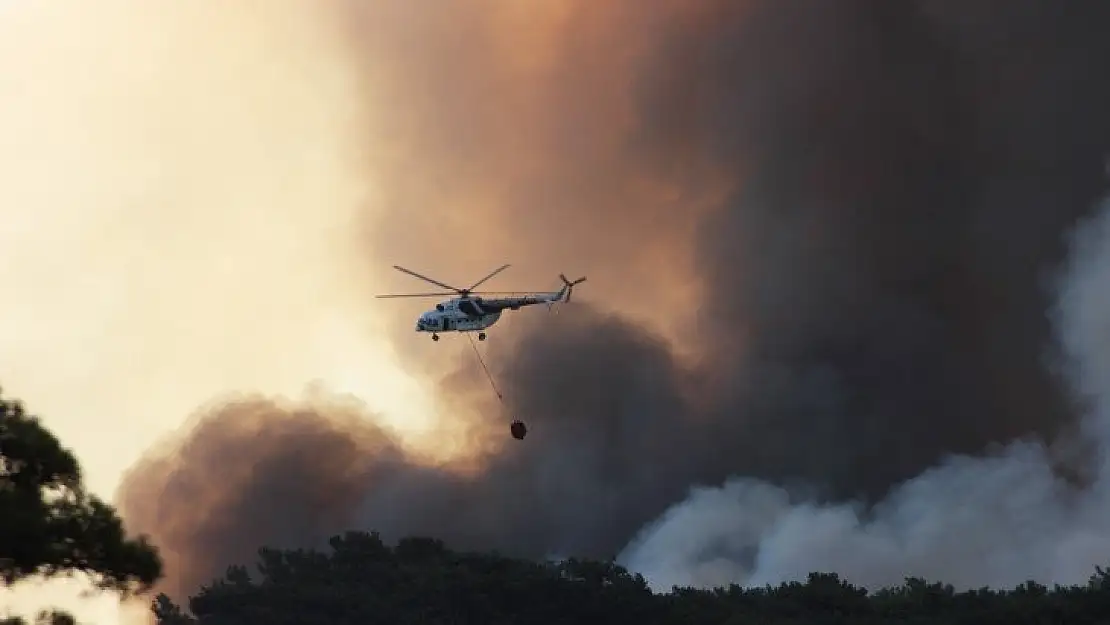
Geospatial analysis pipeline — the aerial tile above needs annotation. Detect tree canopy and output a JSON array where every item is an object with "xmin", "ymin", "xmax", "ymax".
[
  {"xmin": 0, "ymin": 387, "xmax": 163, "ymax": 623},
  {"xmin": 7, "ymin": 383, "xmax": 1110, "ymax": 625},
  {"xmin": 155, "ymin": 530, "xmax": 1110, "ymax": 625}
]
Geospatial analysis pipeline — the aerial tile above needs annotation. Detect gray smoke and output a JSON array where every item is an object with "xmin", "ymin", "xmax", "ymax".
[
  {"xmin": 640, "ymin": 0, "xmax": 1110, "ymax": 499},
  {"xmin": 620, "ymin": 193, "xmax": 1110, "ymax": 591}
]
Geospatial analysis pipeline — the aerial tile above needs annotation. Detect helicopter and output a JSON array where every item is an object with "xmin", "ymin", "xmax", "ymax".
[{"xmin": 376, "ymin": 264, "xmax": 586, "ymax": 342}]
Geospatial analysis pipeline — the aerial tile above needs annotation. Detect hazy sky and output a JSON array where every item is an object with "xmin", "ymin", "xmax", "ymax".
[
  {"xmin": 0, "ymin": 2, "xmax": 446, "ymax": 622},
  {"xmin": 0, "ymin": 0, "xmax": 453, "ymax": 493}
]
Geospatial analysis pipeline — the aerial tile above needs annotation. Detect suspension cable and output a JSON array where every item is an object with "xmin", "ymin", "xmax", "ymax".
[{"xmin": 466, "ymin": 332, "xmax": 503, "ymax": 401}]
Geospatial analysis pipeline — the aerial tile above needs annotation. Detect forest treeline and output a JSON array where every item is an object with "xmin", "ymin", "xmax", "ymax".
[
  {"xmin": 152, "ymin": 531, "xmax": 1110, "ymax": 625},
  {"xmin": 5, "ymin": 387, "xmax": 1110, "ymax": 625}
]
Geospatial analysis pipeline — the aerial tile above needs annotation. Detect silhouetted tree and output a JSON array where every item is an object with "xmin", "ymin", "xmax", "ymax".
[
  {"xmin": 1, "ymin": 387, "xmax": 163, "ymax": 624},
  {"xmin": 153, "ymin": 529, "xmax": 1110, "ymax": 625}
]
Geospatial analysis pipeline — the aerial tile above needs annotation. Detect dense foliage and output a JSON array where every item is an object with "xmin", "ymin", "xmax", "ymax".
[
  {"xmin": 156, "ymin": 530, "xmax": 1110, "ymax": 625},
  {"xmin": 0, "ymin": 388, "xmax": 163, "ymax": 624}
]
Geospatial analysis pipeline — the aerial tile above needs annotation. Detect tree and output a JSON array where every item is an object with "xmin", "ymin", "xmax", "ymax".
[
  {"xmin": 155, "ymin": 530, "xmax": 1110, "ymax": 625},
  {"xmin": 0, "ymin": 387, "xmax": 163, "ymax": 623}
]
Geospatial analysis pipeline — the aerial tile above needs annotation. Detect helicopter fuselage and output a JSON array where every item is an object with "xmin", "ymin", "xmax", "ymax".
[
  {"xmin": 415, "ymin": 293, "xmax": 559, "ymax": 341},
  {"xmin": 416, "ymin": 299, "xmax": 503, "ymax": 334}
]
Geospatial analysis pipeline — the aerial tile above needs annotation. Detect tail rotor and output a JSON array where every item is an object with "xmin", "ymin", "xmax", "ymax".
[{"xmin": 558, "ymin": 273, "xmax": 586, "ymax": 303}]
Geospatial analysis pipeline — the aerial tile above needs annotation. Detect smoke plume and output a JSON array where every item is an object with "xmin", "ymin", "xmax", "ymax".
[
  {"xmin": 116, "ymin": 392, "xmax": 405, "ymax": 600},
  {"xmin": 621, "ymin": 193, "xmax": 1110, "ymax": 591},
  {"xmin": 353, "ymin": 0, "xmax": 1110, "ymax": 498},
  {"xmin": 116, "ymin": 307, "xmax": 697, "ymax": 597}
]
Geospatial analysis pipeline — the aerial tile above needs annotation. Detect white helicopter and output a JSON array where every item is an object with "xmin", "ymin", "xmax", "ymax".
[{"xmin": 376, "ymin": 264, "xmax": 586, "ymax": 342}]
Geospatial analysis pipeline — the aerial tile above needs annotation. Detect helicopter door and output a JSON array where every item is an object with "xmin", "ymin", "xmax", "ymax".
[{"xmin": 442, "ymin": 317, "xmax": 453, "ymax": 331}]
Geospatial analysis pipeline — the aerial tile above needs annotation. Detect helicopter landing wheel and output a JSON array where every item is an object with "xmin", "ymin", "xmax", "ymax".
[
  {"xmin": 432, "ymin": 333, "xmax": 439, "ymax": 342},
  {"xmin": 478, "ymin": 332, "xmax": 487, "ymax": 341}
]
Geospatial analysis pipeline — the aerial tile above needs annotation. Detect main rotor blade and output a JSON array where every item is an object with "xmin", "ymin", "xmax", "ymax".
[
  {"xmin": 392, "ymin": 265, "xmax": 462, "ymax": 292},
  {"xmin": 375, "ymin": 292, "xmax": 454, "ymax": 299},
  {"xmin": 375, "ymin": 290, "xmax": 525, "ymax": 299},
  {"xmin": 467, "ymin": 263, "xmax": 510, "ymax": 291}
]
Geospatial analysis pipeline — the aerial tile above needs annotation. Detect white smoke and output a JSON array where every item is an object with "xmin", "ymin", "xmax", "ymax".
[{"xmin": 618, "ymin": 194, "xmax": 1110, "ymax": 592}]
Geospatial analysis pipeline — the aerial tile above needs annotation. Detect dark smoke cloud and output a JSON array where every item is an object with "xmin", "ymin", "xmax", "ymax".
[
  {"xmin": 116, "ymin": 392, "xmax": 410, "ymax": 599},
  {"xmin": 362, "ymin": 0, "xmax": 1110, "ymax": 497},
  {"xmin": 119, "ymin": 307, "xmax": 699, "ymax": 599},
  {"xmin": 118, "ymin": 0, "xmax": 1110, "ymax": 599},
  {"xmin": 675, "ymin": 0, "xmax": 1110, "ymax": 497}
]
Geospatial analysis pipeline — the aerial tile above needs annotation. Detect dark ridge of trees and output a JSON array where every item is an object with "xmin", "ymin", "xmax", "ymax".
[
  {"xmin": 7, "ymin": 382, "xmax": 1110, "ymax": 624},
  {"xmin": 0, "ymin": 388, "xmax": 163, "ymax": 625},
  {"xmin": 155, "ymin": 530, "xmax": 1110, "ymax": 625}
]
